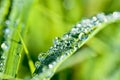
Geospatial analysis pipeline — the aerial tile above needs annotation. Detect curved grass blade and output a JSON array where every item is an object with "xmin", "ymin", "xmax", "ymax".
[
  {"xmin": 0, "ymin": 0, "xmax": 34, "ymax": 78},
  {"xmin": 0, "ymin": 0, "xmax": 12, "ymax": 72},
  {"xmin": 32, "ymin": 12, "xmax": 120, "ymax": 80}
]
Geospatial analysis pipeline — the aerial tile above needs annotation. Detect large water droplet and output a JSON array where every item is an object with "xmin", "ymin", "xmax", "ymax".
[
  {"xmin": 113, "ymin": 12, "xmax": 120, "ymax": 20},
  {"xmin": 1, "ymin": 42, "xmax": 9, "ymax": 51}
]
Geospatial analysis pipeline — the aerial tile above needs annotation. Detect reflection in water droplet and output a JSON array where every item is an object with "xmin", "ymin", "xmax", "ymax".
[{"xmin": 1, "ymin": 42, "xmax": 9, "ymax": 51}]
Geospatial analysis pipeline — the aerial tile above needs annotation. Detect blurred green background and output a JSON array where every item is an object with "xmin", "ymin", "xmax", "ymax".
[{"xmin": 1, "ymin": 0, "xmax": 120, "ymax": 79}]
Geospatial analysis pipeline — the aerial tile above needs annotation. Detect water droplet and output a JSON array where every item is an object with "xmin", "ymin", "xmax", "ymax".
[
  {"xmin": 1, "ymin": 42, "xmax": 9, "ymax": 51},
  {"xmin": 78, "ymin": 32, "xmax": 88, "ymax": 41},
  {"xmin": 48, "ymin": 64, "xmax": 53, "ymax": 69},
  {"xmin": 38, "ymin": 53, "xmax": 46, "ymax": 62},
  {"xmin": 83, "ymin": 28, "xmax": 91, "ymax": 34},
  {"xmin": 62, "ymin": 34, "xmax": 71, "ymax": 40},
  {"xmin": 53, "ymin": 37, "xmax": 61, "ymax": 45},
  {"xmin": 97, "ymin": 13, "xmax": 107, "ymax": 22},
  {"xmin": 76, "ymin": 24, "xmax": 82, "ymax": 28},
  {"xmin": 4, "ymin": 28, "xmax": 10, "ymax": 35},
  {"xmin": 35, "ymin": 61, "xmax": 41, "ymax": 69},
  {"xmin": 0, "ymin": 62, "xmax": 3, "ymax": 66},
  {"xmin": 113, "ymin": 12, "xmax": 120, "ymax": 20},
  {"xmin": 5, "ymin": 20, "xmax": 10, "ymax": 25},
  {"xmin": 71, "ymin": 28, "xmax": 79, "ymax": 34},
  {"xmin": 59, "ymin": 55, "xmax": 65, "ymax": 61},
  {"xmin": 81, "ymin": 19, "xmax": 92, "ymax": 27}
]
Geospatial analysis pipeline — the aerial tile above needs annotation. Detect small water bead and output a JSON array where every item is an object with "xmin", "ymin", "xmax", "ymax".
[
  {"xmin": 1, "ymin": 55, "xmax": 6, "ymax": 60},
  {"xmin": 91, "ymin": 16, "xmax": 100, "ymax": 26},
  {"xmin": 42, "ymin": 66, "xmax": 48, "ymax": 72},
  {"xmin": 53, "ymin": 37, "xmax": 61, "ymax": 45},
  {"xmin": 4, "ymin": 28, "xmax": 11, "ymax": 35},
  {"xmin": 81, "ymin": 19, "xmax": 92, "ymax": 27},
  {"xmin": 71, "ymin": 27, "xmax": 79, "ymax": 33},
  {"xmin": 76, "ymin": 23, "xmax": 82, "ymax": 28},
  {"xmin": 0, "ymin": 61, "xmax": 3, "ymax": 66},
  {"xmin": 83, "ymin": 28, "xmax": 91, "ymax": 34},
  {"xmin": 78, "ymin": 32, "xmax": 88, "ymax": 41},
  {"xmin": 5, "ymin": 20, "xmax": 10, "ymax": 25},
  {"xmin": 35, "ymin": 61, "xmax": 41, "ymax": 69},
  {"xmin": 48, "ymin": 64, "xmax": 53, "ymax": 69},
  {"xmin": 62, "ymin": 34, "xmax": 71, "ymax": 40},
  {"xmin": 38, "ymin": 53, "xmax": 47, "ymax": 62},
  {"xmin": 59, "ymin": 55, "xmax": 66, "ymax": 61},
  {"xmin": 4, "ymin": 28, "xmax": 12, "ymax": 38},
  {"xmin": 1, "ymin": 42, "xmax": 9, "ymax": 51},
  {"xmin": 97, "ymin": 13, "xmax": 108, "ymax": 22}
]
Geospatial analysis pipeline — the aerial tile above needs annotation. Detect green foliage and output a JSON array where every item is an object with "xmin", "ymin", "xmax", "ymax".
[{"xmin": 0, "ymin": 0, "xmax": 120, "ymax": 80}]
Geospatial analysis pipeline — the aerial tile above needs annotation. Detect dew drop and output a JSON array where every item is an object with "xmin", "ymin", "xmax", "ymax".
[
  {"xmin": 1, "ymin": 42, "xmax": 9, "ymax": 51},
  {"xmin": 78, "ymin": 32, "xmax": 88, "ymax": 41},
  {"xmin": 0, "ymin": 62, "xmax": 3, "ymax": 66},
  {"xmin": 4, "ymin": 28, "xmax": 10, "ymax": 34},
  {"xmin": 62, "ymin": 34, "xmax": 71, "ymax": 40},
  {"xmin": 59, "ymin": 55, "xmax": 66, "ymax": 61},
  {"xmin": 97, "ymin": 13, "xmax": 108, "ymax": 22},
  {"xmin": 71, "ymin": 28, "xmax": 79, "ymax": 34},
  {"xmin": 113, "ymin": 12, "xmax": 120, "ymax": 20},
  {"xmin": 81, "ymin": 19, "xmax": 91, "ymax": 27},
  {"xmin": 35, "ymin": 61, "xmax": 41, "ymax": 69},
  {"xmin": 76, "ymin": 23, "xmax": 82, "ymax": 28},
  {"xmin": 5, "ymin": 20, "xmax": 10, "ymax": 25},
  {"xmin": 48, "ymin": 64, "xmax": 53, "ymax": 69},
  {"xmin": 91, "ymin": 16, "xmax": 100, "ymax": 26},
  {"xmin": 38, "ymin": 53, "xmax": 46, "ymax": 62},
  {"xmin": 53, "ymin": 37, "xmax": 61, "ymax": 45}
]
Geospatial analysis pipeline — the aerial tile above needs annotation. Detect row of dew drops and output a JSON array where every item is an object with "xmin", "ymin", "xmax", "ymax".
[
  {"xmin": 0, "ymin": 19, "xmax": 20, "ymax": 72},
  {"xmin": 33, "ymin": 11, "xmax": 120, "ymax": 79}
]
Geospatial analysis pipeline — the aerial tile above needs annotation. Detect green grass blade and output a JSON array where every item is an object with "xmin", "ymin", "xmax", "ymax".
[
  {"xmin": 32, "ymin": 12, "xmax": 120, "ymax": 80},
  {"xmin": 0, "ymin": 0, "xmax": 34, "ymax": 78}
]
